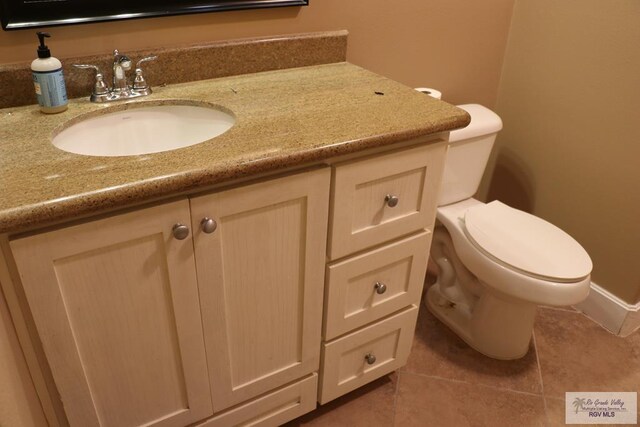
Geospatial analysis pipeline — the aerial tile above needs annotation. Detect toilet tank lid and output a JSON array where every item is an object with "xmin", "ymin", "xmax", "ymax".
[
  {"xmin": 463, "ymin": 201, "xmax": 593, "ymax": 281},
  {"xmin": 448, "ymin": 104, "xmax": 503, "ymax": 143}
]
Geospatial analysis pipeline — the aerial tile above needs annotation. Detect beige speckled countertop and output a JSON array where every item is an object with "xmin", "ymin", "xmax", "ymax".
[{"xmin": 0, "ymin": 62, "xmax": 469, "ymax": 234}]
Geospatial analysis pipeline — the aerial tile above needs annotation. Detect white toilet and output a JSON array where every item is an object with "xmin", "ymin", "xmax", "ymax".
[{"xmin": 426, "ymin": 104, "xmax": 592, "ymax": 360}]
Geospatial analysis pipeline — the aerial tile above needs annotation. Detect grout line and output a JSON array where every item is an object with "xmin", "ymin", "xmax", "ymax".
[
  {"xmin": 391, "ymin": 371, "xmax": 401, "ymax": 426},
  {"xmin": 540, "ymin": 305, "xmax": 578, "ymax": 313},
  {"xmin": 532, "ymin": 331, "xmax": 551, "ymax": 427},
  {"xmin": 400, "ymin": 370, "xmax": 544, "ymax": 398}
]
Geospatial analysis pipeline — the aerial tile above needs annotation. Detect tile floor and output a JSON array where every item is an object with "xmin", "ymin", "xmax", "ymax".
[{"xmin": 287, "ymin": 291, "xmax": 640, "ymax": 426}]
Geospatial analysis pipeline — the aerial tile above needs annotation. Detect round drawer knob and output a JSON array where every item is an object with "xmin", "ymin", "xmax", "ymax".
[
  {"xmin": 201, "ymin": 217, "xmax": 218, "ymax": 234},
  {"xmin": 385, "ymin": 194, "xmax": 399, "ymax": 208},
  {"xmin": 172, "ymin": 224, "xmax": 190, "ymax": 240},
  {"xmin": 374, "ymin": 281, "xmax": 387, "ymax": 295},
  {"xmin": 364, "ymin": 353, "xmax": 377, "ymax": 365}
]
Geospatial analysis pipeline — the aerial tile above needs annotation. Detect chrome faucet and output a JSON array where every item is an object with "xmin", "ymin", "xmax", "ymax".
[{"xmin": 74, "ymin": 50, "xmax": 157, "ymax": 103}]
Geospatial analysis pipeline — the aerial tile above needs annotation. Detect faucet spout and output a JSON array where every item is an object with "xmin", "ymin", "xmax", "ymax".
[{"xmin": 112, "ymin": 49, "xmax": 132, "ymax": 92}]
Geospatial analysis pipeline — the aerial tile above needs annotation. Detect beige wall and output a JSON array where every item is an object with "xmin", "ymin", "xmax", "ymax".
[
  {"xmin": 0, "ymin": 0, "xmax": 514, "ymax": 107},
  {"xmin": 483, "ymin": 0, "xmax": 640, "ymax": 303}
]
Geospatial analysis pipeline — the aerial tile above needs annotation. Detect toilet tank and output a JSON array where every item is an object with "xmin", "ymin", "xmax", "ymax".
[{"xmin": 438, "ymin": 104, "xmax": 503, "ymax": 206}]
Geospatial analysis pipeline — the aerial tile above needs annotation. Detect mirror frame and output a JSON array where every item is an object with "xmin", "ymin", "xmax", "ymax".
[{"xmin": 1, "ymin": 0, "xmax": 308, "ymax": 30}]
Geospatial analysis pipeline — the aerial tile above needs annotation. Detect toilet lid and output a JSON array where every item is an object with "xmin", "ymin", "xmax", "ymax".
[{"xmin": 463, "ymin": 201, "xmax": 592, "ymax": 281}]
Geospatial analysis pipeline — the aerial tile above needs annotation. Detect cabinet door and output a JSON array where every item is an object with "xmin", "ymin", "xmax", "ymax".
[
  {"xmin": 10, "ymin": 201, "xmax": 212, "ymax": 427},
  {"xmin": 190, "ymin": 168, "xmax": 330, "ymax": 411}
]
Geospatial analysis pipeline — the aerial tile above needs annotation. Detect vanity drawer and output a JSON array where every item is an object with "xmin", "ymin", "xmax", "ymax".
[
  {"xmin": 319, "ymin": 306, "xmax": 418, "ymax": 404},
  {"xmin": 196, "ymin": 374, "xmax": 317, "ymax": 427},
  {"xmin": 324, "ymin": 231, "xmax": 431, "ymax": 341},
  {"xmin": 328, "ymin": 142, "xmax": 446, "ymax": 260}
]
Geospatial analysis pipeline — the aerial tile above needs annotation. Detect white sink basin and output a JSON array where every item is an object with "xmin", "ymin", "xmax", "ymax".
[{"xmin": 53, "ymin": 103, "xmax": 235, "ymax": 157}]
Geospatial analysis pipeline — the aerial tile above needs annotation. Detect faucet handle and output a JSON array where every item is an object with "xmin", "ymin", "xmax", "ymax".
[
  {"xmin": 73, "ymin": 64, "xmax": 109, "ymax": 98},
  {"xmin": 136, "ymin": 55, "xmax": 157, "ymax": 70},
  {"xmin": 133, "ymin": 55, "xmax": 157, "ymax": 92},
  {"xmin": 73, "ymin": 63, "xmax": 100, "ymax": 72}
]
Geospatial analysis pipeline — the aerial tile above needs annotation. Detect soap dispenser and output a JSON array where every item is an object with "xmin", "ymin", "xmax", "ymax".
[{"xmin": 31, "ymin": 32, "xmax": 68, "ymax": 114}]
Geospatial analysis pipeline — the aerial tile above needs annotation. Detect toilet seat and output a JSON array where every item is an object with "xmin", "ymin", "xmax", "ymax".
[{"xmin": 463, "ymin": 201, "xmax": 592, "ymax": 282}]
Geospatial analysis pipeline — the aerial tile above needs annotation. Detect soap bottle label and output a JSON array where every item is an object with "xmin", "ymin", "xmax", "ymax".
[{"xmin": 32, "ymin": 68, "xmax": 68, "ymax": 108}]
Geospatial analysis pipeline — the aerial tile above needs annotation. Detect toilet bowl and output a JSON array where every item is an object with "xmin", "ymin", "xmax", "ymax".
[{"xmin": 425, "ymin": 104, "xmax": 592, "ymax": 360}]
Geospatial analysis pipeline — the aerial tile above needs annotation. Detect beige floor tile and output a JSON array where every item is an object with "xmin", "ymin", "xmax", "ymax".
[
  {"xmin": 394, "ymin": 372, "xmax": 547, "ymax": 427},
  {"xmin": 545, "ymin": 397, "xmax": 567, "ymax": 427},
  {"xmin": 403, "ymin": 304, "xmax": 543, "ymax": 394},
  {"xmin": 286, "ymin": 373, "xmax": 397, "ymax": 426},
  {"xmin": 535, "ymin": 308, "xmax": 640, "ymax": 399}
]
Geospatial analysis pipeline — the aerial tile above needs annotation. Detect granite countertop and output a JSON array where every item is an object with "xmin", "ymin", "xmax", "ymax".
[{"xmin": 0, "ymin": 62, "xmax": 470, "ymax": 234}]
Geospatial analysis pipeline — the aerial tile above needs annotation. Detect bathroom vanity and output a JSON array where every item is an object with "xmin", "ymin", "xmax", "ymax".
[{"xmin": 0, "ymin": 56, "xmax": 468, "ymax": 426}]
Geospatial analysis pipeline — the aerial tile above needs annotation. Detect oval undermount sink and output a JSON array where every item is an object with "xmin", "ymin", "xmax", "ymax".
[{"xmin": 52, "ymin": 102, "xmax": 236, "ymax": 157}]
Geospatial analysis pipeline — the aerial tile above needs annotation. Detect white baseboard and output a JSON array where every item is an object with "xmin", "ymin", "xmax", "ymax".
[
  {"xmin": 574, "ymin": 282, "xmax": 640, "ymax": 336},
  {"xmin": 620, "ymin": 309, "xmax": 640, "ymax": 337}
]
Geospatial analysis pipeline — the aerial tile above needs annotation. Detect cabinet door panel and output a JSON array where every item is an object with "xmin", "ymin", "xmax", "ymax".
[
  {"xmin": 191, "ymin": 168, "xmax": 330, "ymax": 411},
  {"xmin": 10, "ymin": 201, "xmax": 212, "ymax": 427}
]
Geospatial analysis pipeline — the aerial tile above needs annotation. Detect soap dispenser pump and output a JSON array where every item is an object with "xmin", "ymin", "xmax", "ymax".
[{"xmin": 31, "ymin": 32, "xmax": 68, "ymax": 113}]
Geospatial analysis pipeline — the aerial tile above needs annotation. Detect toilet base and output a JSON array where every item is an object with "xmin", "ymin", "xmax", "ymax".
[{"xmin": 425, "ymin": 283, "xmax": 536, "ymax": 360}]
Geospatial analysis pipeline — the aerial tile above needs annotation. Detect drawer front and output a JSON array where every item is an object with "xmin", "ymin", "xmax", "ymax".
[
  {"xmin": 319, "ymin": 306, "xmax": 419, "ymax": 404},
  {"xmin": 324, "ymin": 232, "xmax": 431, "ymax": 340},
  {"xmin": 196, "ymin": 374, "xmax": 317, "ymax": 427},
  {"xmin": 329, "ymin": 142, "xmax": 447, "ymax": 260}
]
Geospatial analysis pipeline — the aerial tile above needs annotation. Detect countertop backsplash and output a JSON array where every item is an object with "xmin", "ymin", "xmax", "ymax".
[{"xmin": 0, "ymin": 30, "xmax": 348, "ymax": 109}]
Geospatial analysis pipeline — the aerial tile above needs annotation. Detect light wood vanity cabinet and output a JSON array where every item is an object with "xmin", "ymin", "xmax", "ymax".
[
  {"xmin": 6, "ymin": 141, "xmax": 447, "ymax": 426},
  {"xmin": 10, "ymin": 169, "xmax": 330, "ymax": 427}
]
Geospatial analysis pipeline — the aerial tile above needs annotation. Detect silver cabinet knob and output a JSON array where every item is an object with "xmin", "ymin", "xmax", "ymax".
[
  {"xmin": 374, "ymin": 281, "xmax": 387, "ymax": 295},
  {"xmin": 172, "ymin": 224, "xmax": 190, "ymax": 240},
  {"xmin": 385, "ymin": 194, "xmax": 399, "ymax": 208},
  {"xmin": 201, "ymin": 217, "xmax": 218, "ymax": 234},
  {"xmin": 365, "ymin": 353, "xmax": 377, "ymax": 365}
]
